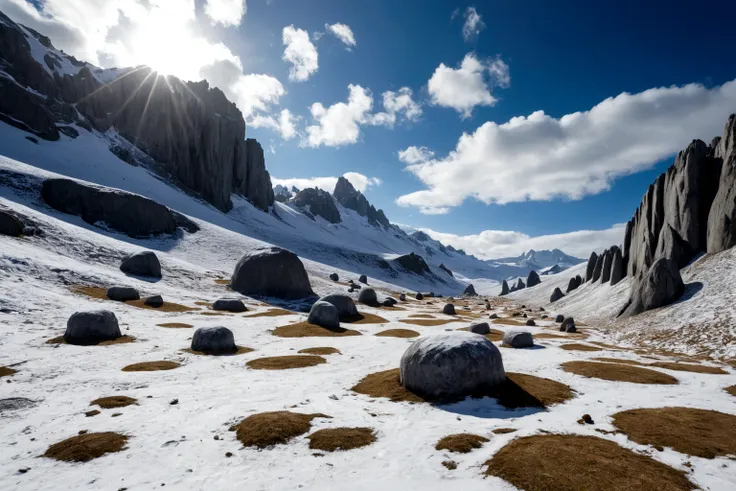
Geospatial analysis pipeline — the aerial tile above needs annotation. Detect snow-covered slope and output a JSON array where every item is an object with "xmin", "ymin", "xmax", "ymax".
[{"xmin": 491, "ymin": 249, "xmax": 584, "ymax": 272}]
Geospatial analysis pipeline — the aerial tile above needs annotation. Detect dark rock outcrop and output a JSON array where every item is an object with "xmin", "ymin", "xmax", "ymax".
[
  {"xmin": 291, "ymin": 188, "xmax": 341, "ymax": 224},
  {"xmin": 469, "ymin": 322, "xmax": 490, "ymax": 335},
  {"xmin": 610, "ymin": 247, "xmax": 625, "ymax": 286},
  {"xmin": 566, "ymin": 276, "xmax": 581, "ymax": 293},
  {"xmin": 443, "ymin": 304, "xmax": 456, "ymax": 315},
  {"xmin": 106, "ymin": 286, "xmax": 139, "ymax": 302},
  {"xmin": 231, "ymin": 247, "xmax": 314, "ymax": 299},
  {"xmin": 0, "ymin": 209, "xmax": 23, "ymax": 237},
  {"xmin": 333, "ymin": 177, "xmax": 389, "ymax": 227},
  {"xmin": 391, "ymin": 253, "xmax": 430, "ymax": 275},
  {"xmin": 600, "ymin": 248, "xmax": 615, "ymax": 283},
  {"xmin": 618, "ymin": 258, "xmax": 684, "ymax": 319},
  {"xmin": 213, "ymin": 297, "xmax": 247, "ymax": 312},
  {"xmin": 591, "ymin": 252, "xmax": 604, "ymax": 282},
  {"xmin": 191, "ymin": 326, "xmax": 237, "ymax": 353},
  {"xmin": 120, "ymin": 251, "xmax": 161, "ymax": 278},
  {"xmin": 707, "ymin": 115, "xmax": 736, "ymax": 253},
  {"xmin": 560, "ymin": 317, "xmax": 576, "ymax": 333},
  {"xmin": 500, "ymin": 280, "xmax": 509, "ymax": 296},
  {"xmin": 585, "ymin": 252, "xmax": 598, "ymax": 282},
  {"xmin": 439, "ymin": 263, "xmax": 453, "ymax": 276},
  {"xmin": 515, "ymin": 278, "xmax": 525, "ymax": 290},
  {"xmin": 526, "ymin": 270, "xmax": 541, "ymax": 288},
  {"xmin": 358, "ymin": 274, "xmax": 368, "ymax": 284},
  {"xmin": 462, "ymin": 284, "xmax": 477, "ymax": 296},
  {"xmin": 550, "ymin": 287, "xmax": 565, "ymax": 302},
  {"xmin": 64, "ymin": 310, "xmax": 121, "ymax": 345}
]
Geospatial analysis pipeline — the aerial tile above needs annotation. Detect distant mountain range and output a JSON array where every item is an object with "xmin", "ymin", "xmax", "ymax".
[{"xmin": 491, "ymin": 249, "xmax": 585, "ymax": 271}]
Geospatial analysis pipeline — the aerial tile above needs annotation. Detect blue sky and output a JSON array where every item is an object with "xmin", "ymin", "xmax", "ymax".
[{"xmin": 5, "ymin": 0, "xmax": 736, "ymax": 257}]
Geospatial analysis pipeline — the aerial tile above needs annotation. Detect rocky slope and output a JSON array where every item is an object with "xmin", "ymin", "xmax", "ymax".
[{"xmin": 0, "ymin": 11, "xmax": 273, "ymax": 212}]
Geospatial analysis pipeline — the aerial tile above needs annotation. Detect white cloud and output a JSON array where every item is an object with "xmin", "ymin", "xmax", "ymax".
[
  {"xmin": 249, "ymin": 109, "xmax": 299, "ymax": 140},
  {"xmin": 370, "ymin": 88, "xmax": 422, "ymax": 127},
  {"xmin": 428, "ymin": 53, "xmax": 509, "ymax": 117},
  {"xmin": 415, "ymin": 223, "xmax": 626, "ymax": 260},
  {"xmin": 462, "ymin": 6, "xmax": 485, "ymax": 41},
  {"xmin": 398, "ymin": 79, "xmax": 736, "ymax": 215},
  {"xmin": 282, "ymin": 25, "xmax": 318, "ymax": 82},
  {"xmin": 272, "ymin": 172, "xmax": 382, "ymax": 194},
  {"xmin": 203, "ymin": 0, "xmax": 246, "ymax": 27},
  {"xmin": 325, "ymin": 22, "xmax": 356, "ymax": 48},
  {"xmin": 398, "ymin": 146, "xmax": 435, "ymax": 165}
]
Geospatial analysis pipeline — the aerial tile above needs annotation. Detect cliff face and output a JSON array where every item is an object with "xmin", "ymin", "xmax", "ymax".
[
  {"xmin": 333, "ymin": 176, "xmax": 390, "ymax": 227},
  {"xmin": 0, "ymin": 11, "xmax": 273, "ymax": 212}
]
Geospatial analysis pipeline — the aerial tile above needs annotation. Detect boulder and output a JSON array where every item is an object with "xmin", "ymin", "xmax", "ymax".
[
  {"xmin": 566, "ymin": 276, "xmax": 580, "ymax": 293},
  {"xmin": 399, "ymin": 293, "xmax": 406, "ymax": 301},
  {"xmin": 358, "ymin": 274, "xmax": 368, "ymax": 284},
  {"xmin": 307, "ymin": 301, "xmax": 340, "ymax": 329},
  {"xmin": 591, "ymin": 251, "xmax": 605, "ymax": 282},
  {"xmin": 525, "ymin": 319, "xmax": 536, "ymax": 326},
  {"xmin": 120, "ymin": 251, "xmax": 161, "ymax": 278},
  {"xmin": 489, "ymin": 313, "xmax": 499, "ymax": 319},
  {"xmin": 610, "ymin": 247, "xmax": 626, "ymax": 286},
  {"xmin": 468, "ymin": 322, "xmax": 491, "ymax": 335},
  {"xmin": 515, "ymin": 278, "xmax": 526, "ymax": 290},
  {"xmin": 64, "ymin": 310, "xmax": 121, "ymax": 345},
  {"xmin": 191, "ymin": 326, "xmax": 237, "ymax": 353},
  {"xmin": 0, "ymin": 210, "xmax": 23, "ymax": 237},
  {"xmin": 707, "ymin": 115, "xmax": 736, "ymax": 253},
  {"xmin": 212, "ymin": 297, "xmax": 247, "ymax": 313},
  {"xmin": 358, "ymin": 288, "xmax": 379, "ymax": 306},
  {"xmin": 619, "ymin": 258, "xmax": 685, "ymax": 318},
  {"xmin": 399, "ymin": 332, "xmax": 505, "ymax": 402},
  {"xmin": 560, "ymin": 317, "xmax": 576, "ymax": 332},
  {"xmin": 106, "ymin": 286, "xmax": 139, "ymax": 302},
  {"xmin": 526, "ymin": 270, "xmax": 541, "ymax": 288},
  {"xmin": 443, "ymin": 303, "xmax": 456, "ymax": 315},
  {"xmin": 384, "ymin": 296, "xmax": 398, "ymax": 306},
  {"xmin": 318, "ymin": 294, "xmax": 358, "ymax": 319},
  {"xmin": 585, "ymin": 252, "xmax": 598, "ymax": 282},
  {"xmin": 415, "ymin": 292, "xmax": 424, "ymax": 300},
  {"xmin": 555, "ymin": 314, "xmax": 564, "ymax": 323},
  {"xmin": 550, "ymin": 287, "xmax": 565, "ymax": 302},
  {"xmin": 463, "ymin": 284, "xmax": 477, "ymax": 296},
  {"xmin": 143, "ymin": 295, "xmax": 163, "ymax": 307},
  {"xmin": 500, "ymin": 280, "xmax": 509, "ymax": 296},
  {"xmin": 503, "ymin": 331, "xmax": 534, "ymax": 348},
  {"xmin": 329, "ymin": 273, "xmax": 339, "ymax": 282},
  {"xmin": 231, "ymin": 246, "xmax": 314, "ymax": 299}
]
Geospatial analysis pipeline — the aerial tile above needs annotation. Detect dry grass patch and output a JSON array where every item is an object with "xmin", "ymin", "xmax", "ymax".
[
  {"xmin": 91, "ymin": 396, "xmax": 137, "ymax": 409},
  {"xmin": 214, "ymin": 279, "xmax": 230, "ymax": 285},
  {"xmin": 589, "ymin": 341, "xmax": 626, "ymax": 350},
  {"xmin": 194, "ymin": 301, "xmax": 210, "ymax": 307},
  {"xmin": 72, "ymin": 286, "xmax": 195, "ymax": 312},
  {"xmin": 375, "ymin": 329, "xmax": 419, "ymax": 338},
  {"xmin": 44, "ymin": 432, "xmax": 128, "ymax": 462},
  {"xmin": 246, "ymin": 355, "xmax": 326, "ymax": 370},
  {"xmin": 157, "ymin": 322, "xmax": 192, "ymax": 328},
  {"xmin": 46, "ymin": 335, "xmax": 136, "ymax": 346},
  {"xmin": 492, "ymin": 428, "xmax": 516, "ymax": 434},
  {"xmin": 435, "ymin": 433, "xmax": 489, "ymax": 453},
  {"xmin": 0, "ymin": 366, "xmax": 17, "ymax": 377},
  {"xmin": 407, "ymin": 314, "xmax": 435, "ymax": 319},
  {"xmin": 592, "ymin": 357, "xmax": 646, "ymax": 366},
  {"xmin": 307, "ymin": 427, "xmax": 376, "ymax": 451},
  {"xmin": 649, "ymin": 362, "xmax": 728, "ymax": 375},
  {"xmin": 352, "ymin": 368, "xmax": 425, "ymax": 403},
  {"xmin": 122, "ymin": 361, "xmax": 180, "ymax": 372},
  {"xmin": 233, "ymin": 411, "xmax": 330, "ymax": 448},
  {"xmin": 184, "ymin": 346, "xmax": 254, "ymax": 356},
  {"xmin": 273, "ymin": 321, "xmax": 361, "ymax": 338},
  {"xmin": 612, "ymin": 407, "xmax": 736, "ymax": 459},
  {"xmin": 343, "ymin": 312, "xmax": 389, "ymax": 324},
  {"xmin": 298, "ymin": 347, "xmax": 341, "ymax": 355},
  {"xmin": 491, "ymin": 318, "xmax": 528, "ymax": 327},
  {"xmin": 726, "ymin": 385, "xmax": 736, "ymax": 397},
  {"xmin": 399, "ymin": 318, "xmax": 461, "ymax": 327},
  {"xmin": 244, "ymin": 308, "xmax": 294, "ymax": 318},
  {"xmin": 200, "ymin": 311, "xmax": 227, "ymax": 316},
  {"xmin": 442, "ymin": 460, "xmax": 457, "ymax": 470},
  {"xmin": 562, "ymin": 361, "xmax": 678, "ymax": 385},
  {"xmin": 484, "ymin": 434, "xmax": 695, "ymax": 491},
  {"xmin": 560, "ymin": 343, "xmax": 603, "ymax": 352}
]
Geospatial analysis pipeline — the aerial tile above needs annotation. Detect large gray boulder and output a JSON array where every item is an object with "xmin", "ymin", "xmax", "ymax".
[
  {"xmin": 143, "ymin": 295, "xmax": 163, "ymax": 307},
  {"xmin": 550, "ymin": 287, "xmax": 565, "ymax": 302},
  {"xmin": 502, "ymin": 330, "xmax": 534, "ymax": 348},
  {"xmin": 610, "ymin": 247, "xmax": 626, "ymax": 286},
  {"xmin": 400, "ymin": 332, "xmax": 505, "ymax": 402},
  {"xmin": 358, "ymin": 274, "xmax": 368, "ymax": 284},
  {"xmin": 0, "ymin": 210, "xmax": 23, "ymax": 237},
  {"xmin": 292, "ymin": 188, "xmax": 341, "ymax": 224},
  {"xmin": 318, "ymin": 294, "xmax": 358, "ymax": 319},
  {"xmin": 191, "ymin": 326, "xmax": 236, "ymax": 353},
  {"xmin": 468, "ymin": 322, "xmax": 491, "ymax": 335},
  {"xmin": 64, "ymin": 310, "xmax": 121, "ymax": 345},
  {"xmin": 443, "ymin": 303, "xmax": 456, "ymax": 315},
  {"xmin": 307, "ymin": 301, "xmax": 340, "ymax": 329},
  {"xmin": 231, "ymin": 246, "xmax": 314, "ymax": 299},
  {"xmin": 585, "ymin": 252, "xmax": 598, "ymax": 282},
  {"xmin": 526, "ymin": 270, "xmax": 541, "ymax": 288},
  {"xmin": 358, "ymin": 288, "xmax": 378, "ymax": 306},
  {"xmin": 619, "ymin": 258, "xmax": 685, "ymax": 318},
  {"xmin": 106, "ymin": 286, "xmax": 139, "ymax": 302},
  {"xmin": 560, "ymin": 317, "xmax": 576, "ymax": 332},
  {"xmin": 120, "ymin": 251, "xmax": 161, "ymax": 278},
  {"xmin": 329, "ymin": 273, "xmax": 339, "ymax": 282},
  {"xmin": 212, "ymin": 297, "xmax": 247, "ymax": 312},
  {"xmin": 707, "ymin": 114, "xmax": 736, "ymax": 253},
  {"xmin": 500, "ymin": 280, "xmax": 509, "ymax": 296}
]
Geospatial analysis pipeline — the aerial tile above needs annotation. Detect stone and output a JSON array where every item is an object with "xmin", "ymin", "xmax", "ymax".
[
  {"xmin": 392, "ymin": 253, "xmax": 430, "ymax": 275},
  {"xmin": 525, "ymin": 319, "xmax": 536, "ymax": 326},
  {"xmin": 500, "ymin": 280, "xmax": 509, "ymax": 296},
  {"xmin": 143, "ymin": 295, "xmax": 163, "ymax": 307},
  {"xmin": 439, "ymin": 263, "xmax": 453, "ymax": 276},
  {"xmin": 291, "ymin": 188, "xmax": 341, "ymax": 223},
  {"xmin": 515, "ymin": 278, "xmax": 525, "ymax": 290},
  {"xmin": 489, "ymin": 313, "xmax": 499, "ymax": 319},
  {"xmin": 443, "ymin": 304, "xmax": 456, "ymax": 315},
  {"xmin": 566, "ymin": 276, "xmax": 580, "ymax": 293},
  {"xmin": 463, "ymin": 284, "xmax": 477, "ymax": 296},
  {"xmin": 502, "ymin": 331, "xmax": 534, "ymax": 348},
  {"xmin": 191, "ymin": 326, "xmax": 236, "ymax": 353},
  {"xmin": 106, "ymin": 286, "xmax": 139, "ymax": 302},
  {"xmin": 708, "ymin": 115, "xmax": 736, "ymax": 253},
  {"xmin": 591, "ymin": 251, "xmax": 605, "ymax": 282},
  {"xmin": 318, "ymin": 294, "xmax": 358, "ymax": 319},
  {"xmin": 358, "ymin": 288, "xmax": 379, "ymax": 306},
  {"xmin": 358, "ymin": 274, "xmax": 368, "ymax": 284},
  {"xmin": 64, "ymin": 310, "xmax": 121, "ymax": 345},
  {"xmin": 619, "ymin": 258, "xmax": 685, "ymax": 318},
  {"xmin": 231, "ymin": 246, "xmax": 314, "ymax": 299},
  {"xmin": 555, "ymin": 314, "xmax": 564, "ymax": 323},
  {"xmin": 526, "ymin": 270, "xmax": 541, "ymax": 288},
  {"xmin": 550, "ymin": 287, "xmax": 565, "ymax": 303},
  {"xmin": 400, "ymin": 332, "xmax": 505, "ymax": 402},
  {"xmin": 329, "ymin": 273, "xmax": 339, "ymax": 282},
  {"xmin": 560, "ymin": 317, "xmax": 576, "ymax": 332},
  {"xmin": 585, "ymin": 252, "xmax": 598, "ymax": 282},
  {"xmin": 399, "ymin": 293, "xmax": 406, "ymax": 301},
  {"xmin": 307, "ymin": 301, "xmax": 340, "ymax": 329},
  {"xmin": 384, "ymin": 296, "xmax": 398, "ymax": 306},
  {"xmin": 415, "ymin": 293, "xmax": 424, "ymax": 300},
  {"xmin": 0, "ymin": 210, "xmax": 23, "ymax": 237},
  {"xmin": 468, "ymin": 322, "xmax": 490, "ymax": 335},
  {"xmin": 120, "ymin": 251, "xmax": 161, "ymax": 278},
  {"xmin": 610, "ymin": 247, "xmax": 626, "ymax": 286},
  {"xmin": 212, "ymin": 297, "xmax": 247, "ymax": 313},
  {"xmin": 601, "ymin": 248, "xmax": 614, "ymax": 283}
]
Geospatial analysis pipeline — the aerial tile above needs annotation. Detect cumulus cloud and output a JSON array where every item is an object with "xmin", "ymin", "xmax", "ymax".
[
  {"xmin": 370, "ymin": 87, "xmax": 422, "ymax": 127},
  {"xmin": 249, "ymin": 109, "xmax": 299, "ymax": 140},
  {"xmin": 398, "ymin": 146, "xmax": 434, "ymax": 165},
  {"xmin": 412, "ymin": 223, "xmax": 626, "ymax": 260},
  {"xmin": 462, "ymin": 6, "xmax": 485, "ymax": 41},
  {"xmin": 428, "ymin": 53, "xmax": 510, "ymax": 117},
  {"xmin": 398, "ymin": 79, "xmax": 736, "ymax": 214},
  {"xmin": 325, "ymin": 22, "xmax": 356, "ymax": 48},
  {"xmin": 282, "ymin": 25, "xmax": 319, "ymax": 82},
  {"xmin": 272, "ymin": 172, "xmax": 382, "ymax": 194},
  {"xmin": 203, "ymin": 0, "xmax": 246, "ymax": 27}
]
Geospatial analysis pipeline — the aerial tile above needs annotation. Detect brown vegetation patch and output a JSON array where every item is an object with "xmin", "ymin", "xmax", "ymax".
[
  {"xmin": 200, "ymin": 311, "xmax": 227, "ymax": 316},
  {"xmin": 484, "ymin": 434, "xmax": 695, "ymax": 491},
  {"xmin": 0, "ymin": 366, "xmax": 18, "ymax": 377},
  {"xmin": 492, "ymin": 428, "xmax": 517, "ymax": 434},
  {"xmin": 407, "ymin": 314, "xmax": 435, "ymax": 319},
  {"xmin": 157, "ymin": 322, "xmax": 193, "ymax": 328},
  {"xmin": 233, "ymin": 411, "xmax": 330, "ymax": 448},
  {"xmin": 194, "ymin": 301, "xmax": 210, "ymax": 306},
  {"xmin": 343, "ymin": 312, "xmax": 390, "ymax": 324},
  {"xmin": 46, "ymin": 335, "xmax": 136, "ymax": 346},
  {"xmin": 435, "ymin": 433, "xmax": 489, "ymax": 453},
  {"xmin": 560, "ymin": 343, "xmax": 603, "ymax": 352},
  {"xmin": 592, "ymin": 357, "xmax": 646, "ymax": 366},
  {"xmin": 589, "ymin": 341, "xmax": 626, "ymax": 350},
  {"xmin": 72, "ymin": 286, "xmax": 195, "ymax": 312},
  {"xmin": 246, "ymin": 355, "xmax": 326, "ymax": 370},
  {"xmin": 44, "ymin": 432, "xmax": 129, "ymax": 462},
  {"xmin": 307, "ymin": 427, "xmax": 376, "ymax": 451},
  {"xmin": 491, "ymin": 318, "xmax": 528, "ymax": 326},
  {"xmin": 398, "ymin": 318, "xmax": 461, "ymax": 327},
  {"xmin": 497, "ymin": 372, "xmax": 575, "ymax": 409},
  {"xmin": 214, "ymin": 279, "xmax": 230, "ymax": 285},
  {"xmin": 244, "ymin": 308, "xmax": 294, "ymax": 318},
  {"xmin": 649, "ymin": 362, "xmax": 728, "ymax": 375},
  {"xmin": 91, "ymin": 396, "xmax": 137, "ymax": 409},
  {"xmin": 442, "ymin": 460, "xmax": 457, "ymax": 470},
  {"xmin": 562, "ymin": 361, "xmax": 678, "ymax": 385},
  {"xmin": 375, "ymin": 329, "xmax": 420, "ymax": 338},
  {"xmin": 298, "ymin": 347, "xmax": 341, "ymax": 355},
  {"xmin": 351, "ymin": 368, "xmax": 425, "ymax": 403},
  {"xmin": 612, "ymin": 407, "xmax": 736, "ymax": 458},
  {"xmin": 725, "ymin": 385, "xmax": 736, "ymax": 397},
  {"xmin": 122, "ymin": 361, "xmax": 181, "ymax": 372},
  {"xmin": 85, "ymin": 409, "xmax": 100, "ymax": 417},
  {"xmin": 184, "ymin": 346, "xmax": 254, "ymax": 356},
  {"xmin": 273, "ymin": 321, "xmax": 361, "ymax": 338}
]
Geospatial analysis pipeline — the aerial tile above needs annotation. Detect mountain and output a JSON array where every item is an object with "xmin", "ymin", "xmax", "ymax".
[{"xmin": 490, "ymin": 249, "xmax": 584, "ymax": 271}]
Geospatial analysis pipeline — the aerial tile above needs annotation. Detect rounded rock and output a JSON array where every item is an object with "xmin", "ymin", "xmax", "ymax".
[
  {"xmin": 106, "ymin": 286, "xmax": 140, "ymax": 302},
  {"xmin": 318, "ymin": 294, "xmax": 358, "ymax": 319},
  {"xmin": 64, "ymin": 310, "xmax": 121, "ymax": 345},
  {"xmin": 231, "ymin": 246, "xmax": 314, "ymax": 299},
  {"xmin": 399, "ymin": 293, "xmax": 406, "ymax": 301},
  {"xmin": 358, "ymin": 274, "xmax": 368, "ymax": 284},
  {"xmin": 469, "ymin": 322, "xmax": 491, "ymax": 335},
  {"xmin": 120, "ymin": 251, "xmax": 161, "ymax": 278},
  {"xmin": 443, "ymin": 303, "xmax": 456, "ymax": 315},
  {"xmin": 307, "ymin": 300, "xmax": 340, "ymax": 329},
  {"xmin": 329, "ymin": 273, "xmax": 339, "ymax": 282},
  {"xmin": 0, "ymin": 210, "xmax": 23, "ymax": 237},
  {"xmin": 212, "ymin": 297, "xmax": 247, "ymax": 312},
  {"xmin": 144, "ymin": 295, "xmax": 163, "ymax": 307},
  {"xmin": 525, "ymin": 319, "xmax": 536, "ymax": 326},
  {"xmin": 555, "ymin": 314, "xmax": 564, "ymax": 323},
  {"xmin": 489, "ymin": 313, "xmax": 499, "ymax": 319},
  {"xmin": 503, "ymin": 330, "xmax": 534, "ymax": 348},
  {"xmin": 560, "ymin": 317, "xmax": 576, "ymax": 332},
  {"xmin": 415, "ymin": 292, "xmax": 424, "ymax": 300},
  {"xmin": 191, "ymin": 326, "xmax": 236, "ymax": 353},
  {"xmin": 358, "ymin": 288, "xmax": 378, "ymax": 306}
]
